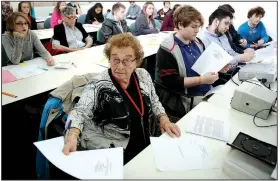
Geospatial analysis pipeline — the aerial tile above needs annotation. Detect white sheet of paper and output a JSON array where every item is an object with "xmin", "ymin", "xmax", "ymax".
[
  {"xmin": 205, "ymin": 85, "xmax": 226, "ymax": 96},
  {"xmin": 249, "ymin": 46, "xmax": 276, "ymax": 64},
  {"xmin": 191, "ymin": 42, "xmax": 233, "ymax": 75},
  {"xmin": 54, "ymin": 54, "xmax": 73, "ymax": 69},
  {"xmin": 34, "ymin": 137, "xmax": 123, "ymax": 179},
  {"xmin": 8, "ymin": 64, "xmax": 46, "ymax": 79},
  {"xmin": 150, "ymin": 136, "xmax": 222, "ymax": 171},
  {"xmin": 271, "ymin": 164, "xmax": 277, "ymax": 179},
  {"xmin": 186, "ymin": 115, "xmax": 230, "ymax": 142}
]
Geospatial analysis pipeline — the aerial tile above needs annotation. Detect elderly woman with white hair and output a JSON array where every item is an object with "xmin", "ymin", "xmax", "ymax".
[
  {"xmin": 52, "ymin": 6, "xmax": 93, "ymax": 52},
  {"xmin": 62, "ymin": 33, "xmax": 181, "ymax": 165}
]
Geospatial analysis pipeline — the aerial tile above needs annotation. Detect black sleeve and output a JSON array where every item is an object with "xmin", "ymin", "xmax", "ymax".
[
  {"xmin": 53, "ymin": 25, "xmax": 61, "ymax": 41},
  {"xmin": 230, "ymin": 24, "xmax": 242, "ymax": 42},
  {"xmin": 77, "ymin": 23, "xmax": 89, "ymax": 40},
  {"xmin": 85, "ymin": 9, "xmax": 93, "ymax": 24},
  {"xmin": 99, "ymin": 15, "xmax": 104, "ymax": 23},
  {"xmin": 31, "ymin": 17, "xmax": 37, "ymax": 30},
  {"xmin": 156, "ymin": 47, "xmax": 184, "ymax": 90}
]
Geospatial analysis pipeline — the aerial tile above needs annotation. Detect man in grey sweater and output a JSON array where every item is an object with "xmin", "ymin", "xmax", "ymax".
[{"xmin": 126, "ymin": 1, "xmax": 141, "ymax": 20}]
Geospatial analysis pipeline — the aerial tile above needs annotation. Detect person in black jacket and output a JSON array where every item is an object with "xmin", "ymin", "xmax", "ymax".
[
  {"xmin": 52, "ymin": 6, "xmax": 93, "ymax": 52},
  {"xmin": 18, "ymin": 1, "xmax": 37, "ymax": 30},
  {"xmin": 85, "ymin": 3, "xmax": 104, "ymax": 25},
  {"xmin": 218, "ymin": 4, "xmax": 251, "ymax": 53},
  {"xmin": 99, "ymin": 3, "xmax": 129, "ymax": 43}
]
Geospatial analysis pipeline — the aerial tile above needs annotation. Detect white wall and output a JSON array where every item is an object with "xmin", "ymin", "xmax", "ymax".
[{"xmin": 11, "ymin": 1, "xmax": 277, "ymax": 39}]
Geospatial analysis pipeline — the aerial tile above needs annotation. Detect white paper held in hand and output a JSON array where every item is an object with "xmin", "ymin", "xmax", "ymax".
[
  {"xmin": 34, "ymin": 137, "xmax": 123, "ymax": 179},
  {"xmin": 185, "ymin": 115, "xmax": 230, "ymax": 142},
  {"xmin": 191, "ymin": 42, "xmax": 233, "ymax": 75}
]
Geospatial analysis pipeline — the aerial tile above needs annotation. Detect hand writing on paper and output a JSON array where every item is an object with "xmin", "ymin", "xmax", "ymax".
[
  {"xmin": 94, "ymin": 158, "xmax": 112, "ymax": 176},
  {"xmin": 258, "ymin": 39, "xmax": 265, "ymax": 46},
  {"xmin": 62, "ymin": 134, "xmax": 78, "ymax": 155},
  {"xmin": 244, "ymin": 48, "xmax": 254, "ymax": 53},
  {"xmin": 160, "ymin": 116, "xmax": 181, "ymax": 138}
]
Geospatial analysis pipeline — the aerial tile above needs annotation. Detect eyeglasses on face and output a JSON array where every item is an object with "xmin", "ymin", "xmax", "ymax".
[
  {"xmin": 66, "ymin": 16, "xmax": 77, "ymax": 20},
  {"xmin": 110, "ymin": 58, "xmax": 136, "ymax": 66},
  {"xmin": 15, "ymin": 22, "xmax": 29, "ymax": 26}
]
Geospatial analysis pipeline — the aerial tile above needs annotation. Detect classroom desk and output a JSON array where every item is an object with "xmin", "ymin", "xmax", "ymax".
[
  {"xmin": 2, "ymin": 53, "xmax": 107, "ymax": 106},
  {"xmin": 32, "ymin": 24, "xmax": 101, "ymax": 40},
  {"xmin": 33, "ymin": 20, "xmax": 136, "ymax": 40},
  {"xmin": 2, "ymin": 32, "xmax": 171, "ymax": 106},
  {"xmin": 124, "ymin": 101, "xmax": 277, "ymax": 179}
]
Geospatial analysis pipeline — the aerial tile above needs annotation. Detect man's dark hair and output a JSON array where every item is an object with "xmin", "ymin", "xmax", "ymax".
[
  {"xmin": 172, "ymin": 4, "xmax": 180, "ymax": 12},
  {"xmin": 218, "ymin": 4, "xmax": 235, "ymax": 14},
  {"xmin": 209, "ymin": 8, "xmax": 233, "ymax": 25}
]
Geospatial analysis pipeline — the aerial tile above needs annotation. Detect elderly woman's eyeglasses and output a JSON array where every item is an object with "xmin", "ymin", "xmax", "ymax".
[
  {"xmin": 65, "ymin": 16, "xmax": 77, "ymax": 20},
  {"xmin": 110, "ymin": 58, "xmax": 136, "ymax": 66},
  {"xmin": 15, "ymin": 22, "xmax": 29, "ymax": 26}
]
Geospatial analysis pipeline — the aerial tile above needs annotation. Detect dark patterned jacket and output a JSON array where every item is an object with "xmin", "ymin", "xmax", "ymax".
[{"xmin": 67, "ymin": 68, "xmax": 166, "ymax": 150}]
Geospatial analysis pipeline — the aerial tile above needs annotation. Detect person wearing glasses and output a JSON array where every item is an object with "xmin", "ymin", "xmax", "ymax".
[
  {"xmin": 52, "ymin": 6, "xmax": 93, "ymax": 52},
  {"xmin": 2, "ymin": 12, "xmax": 55, "ymax": 65},
  {"xmin": 62, "ymin": 33, "xmax": 181, "ymax": 165}
]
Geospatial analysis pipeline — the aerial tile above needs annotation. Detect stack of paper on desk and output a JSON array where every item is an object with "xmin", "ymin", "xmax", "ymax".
[
  {"xmin": 8, "ymin": 64, "xmax": 46, "ymax": 79},
  {"xmin": 150, "ymin": 135, "xmax": 223, "ymax": 171},
  {"xmin": 34, "ymin": 137, "xmax": 123, "ymax": 179},
  {"xmin": 249, "ymin": 46, "xmax": 276, "ymax": 64},
  {"xmin": 186, "ymin": 115, "xmax": 230, "ymax": 142},
  {"xmin": 192, "ymin": 42, "xmax": 233, "ymax": 75}
]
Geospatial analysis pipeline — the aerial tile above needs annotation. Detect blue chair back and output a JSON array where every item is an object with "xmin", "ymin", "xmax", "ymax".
[
  {"xmin": 43, "ymin": 17, "xmax": 51, "ymax": 29},
  {"xmin": 154, "ymin": 19, "xmax": 162, "ymax": 29},
  {"xmin": 129, "ymin": 22, "xmax": 136, "ymax": 33},
  {"xmin": 77, "ymin": 14, "xmax": 86, "ymax": 24}
]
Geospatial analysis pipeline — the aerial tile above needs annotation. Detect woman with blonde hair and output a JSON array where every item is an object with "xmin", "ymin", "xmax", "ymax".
[
  {"xmin": 2, "ymin": 12, "xmax": 55, "ymax": 65},
  {"xmin": 18, "ymin": 1, "xmax": 37, "ymax": 30}
]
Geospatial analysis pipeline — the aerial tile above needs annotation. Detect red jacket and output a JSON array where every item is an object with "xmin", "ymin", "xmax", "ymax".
[{"xmin": 160, "ymin": 12, "xmax": 173, "ymax": 31}]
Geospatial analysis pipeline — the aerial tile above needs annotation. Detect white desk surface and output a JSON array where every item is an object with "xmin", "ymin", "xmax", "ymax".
[
  {"xmin": 33, "ymin": 20, "xmax": 135, "ymax": 40},
  {"xmin": 124, "ymin": 101, "xmax": 277, "ymax": 179},
  {"xmin": 207, "ymin": 73, "xmax": 277, "ymax": 108},
  {"xmin": 2, "ymin": 32, "xmax": 171, "ymax": 106}
]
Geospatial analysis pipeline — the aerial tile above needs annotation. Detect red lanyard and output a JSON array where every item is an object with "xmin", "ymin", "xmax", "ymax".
[{"xmin": 112, "ymin": 74, "xmax": 144, "ymax": 117}]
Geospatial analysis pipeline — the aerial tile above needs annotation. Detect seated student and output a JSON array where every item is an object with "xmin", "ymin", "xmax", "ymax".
[
  {"xmin": 18, "ymin": 1, "xmax": 37, "ymax": 30},
  {"xmin": 104, "ymin": 9, "xmax": 111, "ymax": 19},
  {"xmin": 52, "ymin": 6, "xmax": 93, "ymax": 52},
  {"xmin": 155, "ymin": 5, "xmax": 230, "ymax": 119},
  {"xmin": 67, "ymin": 2, "xmax": 82, "ymax": 15},
  {"xmin": 85, "ymin": 3, "xmax": 104, "ymax": 25},
  {"xmin": 2, "ymin": 1, "xmax": 13, "ymax": 34},
  {"xmin": 2, "ymin": 12, "xmax": 55, "ymax": 65},
  {"xmin": 135, "ymin": 2, "xmax": 159, "ymax": 36},
  {"xmin": 160, "ymin": 4, "xmax": 180, "ymax": 31},
  {"xmin": 99, "ymin": 3, "xmax": 129, "ymax": 43},
  {"xmin": 62, "ymin": 33, "xmax": 181, "ymax": 165},
  {"xmin": 218, "ymin": 4, "xmax": 250, "ymax": 54},
  {"xmin": 200, "ymin": 8, "xmax": 254, "ymax": 67},
  {"xmin": 238, "ymin": 6, "xmax": 270, "ymax": 49},
  {"xmin": 51, "ymin": 1, "xmax": 66, "ymax": 28},
  {"xmin": 126, "ymin": 1, "xmax": 141, "ymax": 20},
  {"xmin": 156, "ymin": 1, "xmax": 171, "ymax": 21}
]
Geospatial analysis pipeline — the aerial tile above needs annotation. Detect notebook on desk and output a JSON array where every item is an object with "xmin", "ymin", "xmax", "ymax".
[{"xmin": 54, "ymin": 59, "xmax": 73, "ymax": 69}]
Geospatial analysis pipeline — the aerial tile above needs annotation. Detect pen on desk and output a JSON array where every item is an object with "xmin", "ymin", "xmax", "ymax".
[
  {"xmin": 178, "ymin": 145, "xmax": 184, "ymax": 158},
  {"xmin": 72, "ymin": 63, "xmax": 77, "ymax": 68},
  {"xmin": 2, "ymin": 92, "xmax": 17, "ymax": 98},
  {"xmin": 38, "ymin": 67, "xmax": 48, "ymax": 71},
  {"xmin": 65, "ymin": 120, "xmax": 72, "ymax": 143}
]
